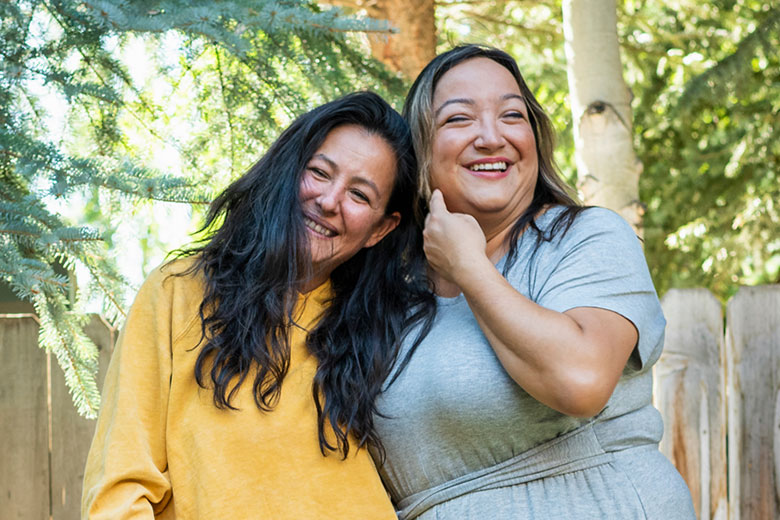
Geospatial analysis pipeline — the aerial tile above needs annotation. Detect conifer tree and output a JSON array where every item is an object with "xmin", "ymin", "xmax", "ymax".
[{"xmin": 0, "ymin": 0, "xmax": 404, "ymax": 417}]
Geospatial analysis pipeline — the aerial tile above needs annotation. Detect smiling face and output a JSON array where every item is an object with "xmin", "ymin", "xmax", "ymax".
[
  {"xmin": 299, "ymin": 124, "xmax": 401, "ymax": 289},
  {"xmin": 430, "ymin": 57, "xmax": 539, "ymax": 232}
]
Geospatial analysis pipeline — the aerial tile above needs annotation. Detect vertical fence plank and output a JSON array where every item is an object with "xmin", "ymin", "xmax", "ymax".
[
  {"xmin": 657, "ymin": 289, "xmax": 728, "ymax": 520},
  {"xmin": 0, "ymin": 316, "xmax": 51, "ymax": 520},
  {"xmin": 50, "ymin": 315, "xmax": 115, "ymax": 520},
  {"xmin": 726, "ymin": 285, "xmax": 780, "ymax": 520}
]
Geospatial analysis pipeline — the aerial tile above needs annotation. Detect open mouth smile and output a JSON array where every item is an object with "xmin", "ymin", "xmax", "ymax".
[
  {"xmin": 468, "ymin": 161, "xmax": 508, "ymax": 172},
  {"xmin": 463, "ymin": 159, "xmax": 511, "ymax": 178},
  {"xmin": 304, "ymin": 216, "xmax": 337, "ymax": 237}
]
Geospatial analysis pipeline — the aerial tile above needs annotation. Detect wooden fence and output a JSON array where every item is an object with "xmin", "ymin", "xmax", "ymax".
[
  {"xmin": 0, "ymin": 314, "xmax": 115, "ymax": 520},
  {"xmin": 1, "ymin": 285, "xmax": 778, "ymax": 519}
]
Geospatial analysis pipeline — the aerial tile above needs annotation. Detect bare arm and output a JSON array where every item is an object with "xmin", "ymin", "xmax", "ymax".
[{"xmin": 424, "ymin": 190, "xmax": 637, "ymax": 417}]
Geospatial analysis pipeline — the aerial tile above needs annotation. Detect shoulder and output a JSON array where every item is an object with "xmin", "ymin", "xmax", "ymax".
[
  {"xmin": 539, "ymin": 206, "xmax": 639, "ymax": 248},
  {"xmin": 140, "ymin": 256, "xmax": 203, "ymax": 293},
  {"xmin": 564, "ymin": 206, "xmax": 633, "ymax": 234},
  {"xmin": 522, "ymin": 205, "xmax": 647, "ymax": 278},
  {"xmin": 129, "ymin": 256, "xmax": 205, "ymax": 325}
]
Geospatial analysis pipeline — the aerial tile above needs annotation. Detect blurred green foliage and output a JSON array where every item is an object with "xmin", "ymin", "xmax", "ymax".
[{"xmin": 436, "ymin": 0, "xmax": 779, "ymax": 300}]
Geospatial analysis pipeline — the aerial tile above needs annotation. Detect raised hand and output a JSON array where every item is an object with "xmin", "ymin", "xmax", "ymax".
[{"xmin": 423, "ymin": 189, "xmax": 487, "ymax": 284}]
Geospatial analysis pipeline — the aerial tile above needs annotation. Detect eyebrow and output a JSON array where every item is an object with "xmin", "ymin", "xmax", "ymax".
[
  {"xmin": 312, "ymin": 153, "xmax": 338, "ymax": 170},
  {"xmin": 433, "ymin": 93, "xmax": 525, "ymax": 118},
  {"xmin": 434, "ymin": 98, "xmax": 473, "ymax": 118},
  {"xmin": 310, "ymin": 153, "xmax": 381, "ymax": 197}
]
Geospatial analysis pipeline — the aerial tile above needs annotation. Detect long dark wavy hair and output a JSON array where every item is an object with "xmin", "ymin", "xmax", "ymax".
[
  {"xmin": 403, "ymin": 44, "xmax": 587, "ymax": 272},
  {"xmin": 177, "ymin": 91, "xmax": 435, "ymax": 458}
]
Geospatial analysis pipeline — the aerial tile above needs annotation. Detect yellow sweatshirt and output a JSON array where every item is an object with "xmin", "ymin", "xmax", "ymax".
[{"xmin": 82, "ymin": 260, "xmax": 396, "ymax": 519}]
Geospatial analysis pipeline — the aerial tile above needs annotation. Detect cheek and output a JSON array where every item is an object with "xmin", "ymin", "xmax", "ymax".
[
  {"xmin": 519, "ymin": 128, "xmax": 537, "ymax": 154},
  {"xmin": 352, "ymin": 209, "xmax": 390, "ymax": 244},
  {"xmin": 429, "ymin": 143, "xmax": 449, "ymax": 189},
  {"xmin": 431, "ymin": 133, "xmax": 455, "ymax": 165},
  {"xmin": 341, "ymin": 206, "xmax": 372, "ymax": 234},
  {"xmin": 430, "ymin": 133, "xmax": 464, "ymax": 180},
  {"xmin": 298, "ymin": 173, "xmax": 318, "ymax": 200},
  {"xmin": 428, "ymin": 165, "xmax": 445, "ymax": 192}
]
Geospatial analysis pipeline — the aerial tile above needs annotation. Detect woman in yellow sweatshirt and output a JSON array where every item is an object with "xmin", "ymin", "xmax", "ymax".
[{"xmin": 82, "ymin": 92, "xmax": 435, "ymax": 519}]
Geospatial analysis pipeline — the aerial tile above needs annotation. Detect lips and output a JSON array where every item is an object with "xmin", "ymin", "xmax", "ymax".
[{"xmin": 304, "ymin": 215, "xmax": 337, "ymax": 237}]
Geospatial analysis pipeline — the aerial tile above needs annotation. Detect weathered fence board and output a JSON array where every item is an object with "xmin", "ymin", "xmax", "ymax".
[
  {"xmin": 726, "ymin": 285, "xmax": 780, "ymax": 520},
  {"xmin": 50, "ymin": 315, "xmax": 115, "ymax": 520},
  {"xmin": 0, "ymin": 316, "xmax": 51, "ymax": 520},
  {"xmin": 657, "ymin": 289, "xmax": 728, "ymax": 520}
]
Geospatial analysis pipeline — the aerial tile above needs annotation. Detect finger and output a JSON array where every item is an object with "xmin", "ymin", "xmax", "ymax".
[
  {"xmin": 428, "ymin": 189, "xmax": 449, "ymax": 215},
  {"xmin": 424, "ymin": 210, "xmax": 433, "ymax": 230}
]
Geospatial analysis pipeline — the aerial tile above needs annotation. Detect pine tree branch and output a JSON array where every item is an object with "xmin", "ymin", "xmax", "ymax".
[
  {"xmin": 232, "ymin": 54, "xmax": 300, "ymax": 122},
  {"xmin": 166, "ymin": 40, "xmax": 211, "ymax": 98},
  {"xmin": 80, "ymin": 260, "xmax": 127, "ymax": 319},
  {"xmin": 0, "ymin": 51, "xmax": 118, "ymax": 104},
  {"xmin": 0, "ymin": 268, "xmax": 69, "ymax": 290},
  {"xmin": 435, "ymin": 0, "xmax": 557, "ymax": 7},
  {"xmin": 42, "ymin": 1, "xmax": 178, "ymax": 147},
  {"xmin": 303, "ymin": 21, "xmax": 395, "ymax": 34},
  {"xmin": 458, "ymin": 10, "xmax": 561, "ymax": 38},
  {"xmin": 79, "ymin": 0, "xmax": 396, "ymax": 37},
  {"xmin": 34, "ymin": 292, "xmax": 100, "ymax": 417},
  {"xmin": 2, "ymin": 144, "xmax": 210, "ymax": 204},
  {"xmin": 213, "ymin": 44, "xmax": 237, "ymax": 177}
]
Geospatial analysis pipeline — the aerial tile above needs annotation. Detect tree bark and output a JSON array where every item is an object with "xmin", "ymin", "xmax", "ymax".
[
  {"xmin": 562, "ymin": 0, "xmax": 643, "ymax": 233},
  {"xmin": 326, "ymin": 0, "xmax": 436, "ymax": 80}
]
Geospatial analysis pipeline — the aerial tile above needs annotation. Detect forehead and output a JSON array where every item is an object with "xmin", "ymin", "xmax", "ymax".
[
  {"xmin": 433, "ymin": 57, "xmax": 522, "ymax": 104},
  {"xmin": 313, "ymin": 124, "xmax": 398, "ymax": 193},
  {"xmin": 315, "ymin": 125, "xmax": 386, "ymax": 157}
]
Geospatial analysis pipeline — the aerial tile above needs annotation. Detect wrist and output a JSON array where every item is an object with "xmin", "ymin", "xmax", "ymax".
[{"xmin": 452, "ymin": 254, "xmax": 497, "ymax": 292}]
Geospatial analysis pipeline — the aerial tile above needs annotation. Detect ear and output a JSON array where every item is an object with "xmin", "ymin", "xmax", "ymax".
[{"xmin": 364, "ymin": 211, "xmax": 401, "ymax": 248}]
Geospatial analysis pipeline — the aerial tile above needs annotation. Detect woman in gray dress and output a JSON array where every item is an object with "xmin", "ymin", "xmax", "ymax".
[{"xmin": 371, "ymin": 45, "xmax": 696, "ymax": 519}]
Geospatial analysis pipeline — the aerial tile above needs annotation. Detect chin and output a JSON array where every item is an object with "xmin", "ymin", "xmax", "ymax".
[{"xmin": 465, "ymin": 199, "xmax": 514, "ymax": 213}]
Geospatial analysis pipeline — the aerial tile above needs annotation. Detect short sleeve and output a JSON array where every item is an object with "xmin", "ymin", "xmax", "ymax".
[{"xmin": 529, "ymin": 208, "xmax": 665, "ymax": 369}]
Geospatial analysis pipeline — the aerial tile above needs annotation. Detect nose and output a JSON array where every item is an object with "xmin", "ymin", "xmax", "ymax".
[
  {"xmin": 474, "ymin": 119, "xmax": 504, "ymax": 150},
  {"xmin": 315, "ymin": 184, "xmax": 340, "ymax": 214}
]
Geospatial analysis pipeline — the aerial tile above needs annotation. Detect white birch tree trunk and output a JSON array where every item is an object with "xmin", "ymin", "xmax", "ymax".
[{"xmin": 562, "ymin": 0, "xmax": 644, "ymax": 233}]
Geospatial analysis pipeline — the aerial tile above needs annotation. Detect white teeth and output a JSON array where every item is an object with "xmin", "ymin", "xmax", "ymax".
[
  {"xmin": 469, "ymin": 161, "xmax": 507, "ymax": 172},
  {"xmin": 304, "ymin": 217, "xmax": 336, "ymax": 237}
]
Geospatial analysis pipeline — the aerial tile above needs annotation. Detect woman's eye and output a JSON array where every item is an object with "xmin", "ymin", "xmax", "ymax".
[
  {"xmin": 504, "ymin": 111, "xmax": 525, "ymax": 119},
  {"xmin": 308, "ymin": 167, "xmax": 328, "ymax": 179},
  {"xmin": 350, "ymin": 189, "xmax": 370, "ymax": 203},
  {"xmin": 443, "ymin": 115, "xmax": 469, "ymax": 124}
]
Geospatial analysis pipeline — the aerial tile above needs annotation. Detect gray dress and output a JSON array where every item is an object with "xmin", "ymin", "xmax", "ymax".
[{"xmin": 372, "ymin": 207, "xmax": 695, "ymax": 519}]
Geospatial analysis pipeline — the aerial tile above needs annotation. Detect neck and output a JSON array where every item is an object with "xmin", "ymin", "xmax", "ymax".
[
  {"xmin": 480, "ymin": 201, "xmax": 551, "ymax": 263},
  {"xmin": 479, "ymin": 213, "xmax": 521, "ymax": 263},
  {"xmin": 300, "ymin": 271, "xmax": 329, "ymax": 294},
  {"xmin": 482, "ymin": 225, "xmax": 512, "ymax": 264}
]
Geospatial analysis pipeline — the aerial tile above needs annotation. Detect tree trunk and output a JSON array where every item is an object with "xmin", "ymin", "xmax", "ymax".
[
  {"xmin": 562, "ymin": 0, "xmax": 643, "ymax": 233},
  {"xmin": 326, "ymin": 0, "xmax": 436, "ymax": 80}
]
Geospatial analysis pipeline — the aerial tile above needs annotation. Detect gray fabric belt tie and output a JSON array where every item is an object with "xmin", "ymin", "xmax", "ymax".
[{"xmin": 396, "ymin": 423, "xmax": 614, "ymax": 520}]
